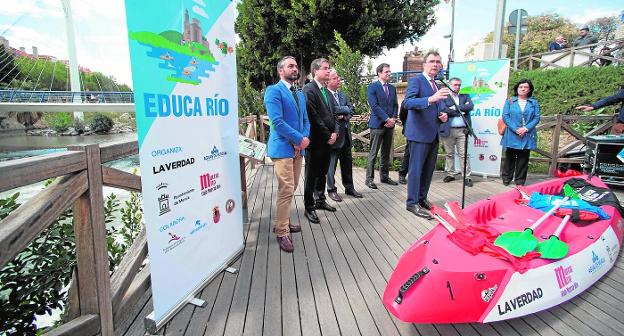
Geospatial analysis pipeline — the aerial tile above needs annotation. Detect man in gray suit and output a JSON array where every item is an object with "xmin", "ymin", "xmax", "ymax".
[{"xmin": 320, "ymin": 69, "xmax": 363, "ymax": 201}]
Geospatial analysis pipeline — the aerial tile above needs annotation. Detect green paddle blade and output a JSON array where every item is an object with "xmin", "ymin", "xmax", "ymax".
[
  {"xmin": 563, "ymin": 184, "xmax": 580, "ymax": 199},
  {"xmin": 536, "ymin": 236, "xmax": 569, "ymax": 259},
  {"xmin": 494, "ymin": 228, "xmax": 539, "ymax": 257}
]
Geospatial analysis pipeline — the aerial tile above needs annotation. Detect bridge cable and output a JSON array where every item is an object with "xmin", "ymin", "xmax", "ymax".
[
  {"xmin": 48, "ymin": 59, "xmax": 58, "ymax": 92},
  {"xmin": 0, "ymin": 54, "xmax": 30, "ymax": 84},
  {"xmin": 17, "ymin": 55, "xmax": 45, "ymax": 90}
]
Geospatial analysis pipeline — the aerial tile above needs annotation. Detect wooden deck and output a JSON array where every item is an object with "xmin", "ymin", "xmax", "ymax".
[{"xmin": 116, "ymin": 166, "xmax": 624, "ymax": 336}]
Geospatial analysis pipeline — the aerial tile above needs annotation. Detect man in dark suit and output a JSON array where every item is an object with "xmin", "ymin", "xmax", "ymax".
[
  {"xmin": 366, "ymin": 63, "xmax": 399, "ymax": 189},
  {"xmin": 403, "ymin": 51, "xmax": 450, "ymax": 219},
  {"xmin": 303, "ymin": 58, "xmax": 338, "ymax": 223},
  {"xmin": 321, "ymin": 69, "xmax": 363, "ymax": 202},
  {"xmin": 439, "ymin": 77, "xmax": 474, "ymax": 186}
]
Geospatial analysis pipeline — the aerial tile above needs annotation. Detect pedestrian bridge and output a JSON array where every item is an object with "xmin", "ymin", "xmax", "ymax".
[{"xmin": 0, "ymin": 90, "xmax": 135, "ymax": 113}]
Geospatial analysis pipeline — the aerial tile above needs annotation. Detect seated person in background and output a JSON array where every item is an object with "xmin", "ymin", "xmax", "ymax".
[
  {"xmin": 548, "ymin": 35, "xmax": 569, "ymax": 51},
  {"xmin": 576, "ymin": 88, "xmax": 624, "ymax": 135},
  {"xmin": 572, "ymin": 25, "xmax": 598, "ymax": 48}
]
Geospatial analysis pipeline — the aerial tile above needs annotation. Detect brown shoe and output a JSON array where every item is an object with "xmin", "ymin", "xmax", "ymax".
[
  {"xmin": 328, "ymin": 191, "xmax": 343, "ymax": 202},
  {"xmin": 276, "ymin": 236, "xmax": 294, "ymax": 252}
]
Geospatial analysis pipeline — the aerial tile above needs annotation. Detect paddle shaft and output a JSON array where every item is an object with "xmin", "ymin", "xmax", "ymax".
[
  {"xmin": 528, "ymin": 196, "xmax": 570, "ymax": 231},
  {"xmin": 552, "ymin": 215, "xmax": 572, "ymax": 237}
]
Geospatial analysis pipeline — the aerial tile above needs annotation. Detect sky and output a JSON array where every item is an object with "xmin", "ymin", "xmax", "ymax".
[{"xmin": 0, "ymin": 0, "xmax": 621, "ymax": 89}]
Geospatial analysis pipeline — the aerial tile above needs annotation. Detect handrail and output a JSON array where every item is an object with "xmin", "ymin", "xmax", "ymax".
[
  {"xmin": 0, "ymin": 116, "xmax": 260, "ymax": 335},
  {"xmin": 0, "ymin": 90, "xmax": 134, "ymax": 104}
]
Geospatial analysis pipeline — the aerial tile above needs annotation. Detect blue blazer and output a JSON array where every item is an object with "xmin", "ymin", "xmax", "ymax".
[
  {"xmin": 367, "ymin": 81, "xmax": 398, "ymax": 128},
  {"xmin": 403, "ymin": 74, "xmax": 447, "ymax": 143},
  {"xmin": 439, "ymin": 94, "xmax": 474, "ymax": 137},
  {"xmin": 500, "ymin": 96, "xmax": 541, "ymax": 150},
  {"xmin": 264, "ymin": 81, "xmax": 310, "ymax": 158}
]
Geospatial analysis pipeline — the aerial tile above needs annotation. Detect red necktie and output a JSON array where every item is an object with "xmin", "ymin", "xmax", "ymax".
[{"xmin": 430, "ymin": 79, "xmax": 438, "ymax": 92}]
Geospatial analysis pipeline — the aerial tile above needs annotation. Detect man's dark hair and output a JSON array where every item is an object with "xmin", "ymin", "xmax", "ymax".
[
  {"xmin": 310, "ymin": 58, "xmax": 330, "ymax": 76},
  {"xmin": 513, "ymin": 78, "xmax": 535, "ymax": 97},
  {"xmin": 277, "ymin": 56, "xmax": 296, "ymax": 72},
  {"xmin": 449, "ymin": 77, "xmax": 462, "ymax": 82},
  {"xmin": 424, "ymin": 50, "xmax": 441, "ymax": 62},
  {"xmin": 376, "ymin": 63, "xmax": 390, "ymax": 75}
]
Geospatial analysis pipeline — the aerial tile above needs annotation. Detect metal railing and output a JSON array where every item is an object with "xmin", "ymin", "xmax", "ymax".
[{"xmin": 0, "ymin": 90, "xmax": 135, "ymax": 104}]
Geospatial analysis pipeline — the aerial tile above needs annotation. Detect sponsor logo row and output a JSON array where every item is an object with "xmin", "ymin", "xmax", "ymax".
[
  {"xmin": 159, "ymin": 198, "xmax": 236, "ymax": 254},
  {"xmin": 489, "ymin": 246, "xmax": 613, "ymax": 316},
  {"xmin": 150, "ymin": 145, "xmax": 228, "ymax": 176}
]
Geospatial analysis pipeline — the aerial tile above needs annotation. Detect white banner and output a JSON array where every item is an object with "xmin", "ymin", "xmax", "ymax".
[
  {"xmin": 125, "ymin": 0, "xmax": 243, "ymax": 327},
  {"xmin": 450, "ymin": 59, "xmax": 510, "ymax": 177}
]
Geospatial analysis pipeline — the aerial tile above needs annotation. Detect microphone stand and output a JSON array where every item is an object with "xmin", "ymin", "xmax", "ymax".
[{"xmin": 435, "ymin": 77, "xmax": 478, "ymax": 209}]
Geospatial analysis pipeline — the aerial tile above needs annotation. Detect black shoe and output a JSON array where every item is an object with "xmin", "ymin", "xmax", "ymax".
[
  {"xmin": 502, "ymin": 180, "xmax": 511, "ymax": 186},
  {"xmin": 406, "ymin": 205, "xmax": 433, "ymax": 220},
  {"xmin": 465, "ymin": 178, "xmax": 473, "ymax": 187},
  {"xmin": 398, "ymin": 175, "xmax": 407, "ymax": 184},
  {"xmin": 315, "ymin": 201, "xmax": 337, "ymax": 212},
  {"xmin": 419, "ymin": 199, "xmax": 433, "ymax": 210},
  {"xmin": 305, "ymin": 209, "xmax": 320, "ymax": 223},
  {"xmin": 345, "ymin": 189, "xmax": 363, "ymax": 198},
  {"xmin": 366, "ymin": 181, "xmax": 378, "ymax": 189},
  {"xmin": 381, "ymin": 178, "xmax": 398, "ymax": 186},
  {"xmin": 443, "ymin": 175, "xmax": 455, "ymax": 183}
]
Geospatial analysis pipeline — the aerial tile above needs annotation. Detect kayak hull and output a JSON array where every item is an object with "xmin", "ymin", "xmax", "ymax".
[{"xmin": 383, "ymin": 176, "xmax": 623, "ymax": 323}]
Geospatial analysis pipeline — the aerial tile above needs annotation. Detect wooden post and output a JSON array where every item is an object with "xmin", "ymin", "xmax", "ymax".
[
  {"xmin": 70, "ymin": 144, "xmax": 113, "ymax": 336},
  {"xmin": 549, "ymin": 114, "xmax": 563, "ymax": 176},
  {"xmin": 239, "ymin": 156, "xmax": 249, "ymax": 223},
  {"xmin": 569, "ymin": 49, "xmax": 575, "ymax": 67},
  {"xmin": 258, "ymin": 114, "xmax": 266, "ymax": 143}
]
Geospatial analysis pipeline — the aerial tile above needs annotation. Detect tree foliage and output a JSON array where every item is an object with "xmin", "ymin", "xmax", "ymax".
[
  {"xmin": 509, "ymin": 65, "xmax": 624, "ymax": 116},
  {"xmin": 0, "ymin": 55, "xmax": 130, "ymax": 91},
  {"xmin": 236, "ymin": 0, "xmax": 438, "ymax": 88},
  {"xmin": 330, "ymin": 31, "xmax": 371, "ymax": 116},
  {"xmin": 587, "ymin": 16, "xmax": 619, "ymax": 41},
  {"xmin": 466, "ymin": 14, "xmax": 578, "ymax": 59},
  {"xmin": 0, "ymin": 189, "xmax": 143, "ymax": 335}
]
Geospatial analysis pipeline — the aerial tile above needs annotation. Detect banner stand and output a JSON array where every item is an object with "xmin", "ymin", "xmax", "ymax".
[{"xmin": 143, "ymin": 245, "xmax": 243, "ymax": 333}]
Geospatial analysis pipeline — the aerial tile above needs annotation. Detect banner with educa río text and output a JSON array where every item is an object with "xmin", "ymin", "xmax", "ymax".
[
  {"xmin": 449, "ymin": 59, "xmax": 510, "ymax": 177},
  {"xmin": 124, "ymin": 0, "xmax": 243, "ymax": 327}
]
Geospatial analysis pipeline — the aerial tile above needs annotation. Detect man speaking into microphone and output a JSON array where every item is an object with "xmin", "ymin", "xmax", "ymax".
[{"xmin": 402, "ymin": 50, "xmax": 450, "ymax": 219}]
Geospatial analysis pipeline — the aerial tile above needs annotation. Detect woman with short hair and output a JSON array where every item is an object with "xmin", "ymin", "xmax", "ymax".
[{"xmin": 500, "ymin": 79, "xmax": 541, "ymax": 186}]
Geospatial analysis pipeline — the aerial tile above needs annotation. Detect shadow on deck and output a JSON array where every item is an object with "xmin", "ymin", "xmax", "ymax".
[{"xmin": 117, "ymin": 166, "xmax": 624, "ymax": 336}]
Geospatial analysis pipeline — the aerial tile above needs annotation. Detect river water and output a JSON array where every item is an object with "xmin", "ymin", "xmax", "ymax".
[{"xmin": 0, "ymin": 132, "xmax": 139, "ymax": 202}]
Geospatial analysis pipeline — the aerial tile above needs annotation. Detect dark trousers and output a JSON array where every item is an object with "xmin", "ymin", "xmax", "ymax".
[
  {"xmin": 406, "ymin": 139, "xmax": 438, "ymax": 206},
  {"xmin": 324, "ymin": 138, "xmax": 354, "ymax": 192},
  {"xmin": 399, "ymin": 140, "xmax": 410, "ymax": 177},
  {"xmin": 366, "ymin": 127, "xmax": 393, "ymax": 182},
  {"xmin": 502, "ymin": 148, "xmax": 530, "ymax": 185},
  {"xmin": 305, "ymin": 146, "xmax": 331, "ymax": 209}
]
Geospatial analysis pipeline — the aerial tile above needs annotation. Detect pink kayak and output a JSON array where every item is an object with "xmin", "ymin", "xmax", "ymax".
[{"xmin": 383, "ymin": 176, "xmax": 623, "ymax": 323}]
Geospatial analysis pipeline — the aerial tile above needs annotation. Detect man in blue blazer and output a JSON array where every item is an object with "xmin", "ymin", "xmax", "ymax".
[
  {"xmin": 366, "ymin": 63, "xmax": 399, "ymax": 189},
  {"xmin": 439, "ymin": 77, "xmax": 474, "ymax": 186},
  {"xmin": 402, "ymin": 51, "xmax": 450, "ymax": 219},
  {"xmin": 264, "ymin": 56, "xmax": 310, "ymax": 252}
]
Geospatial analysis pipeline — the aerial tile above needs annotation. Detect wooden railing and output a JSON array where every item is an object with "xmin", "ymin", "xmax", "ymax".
[
  {"xmin": 259, "ymin": 113, "xmax": 617, "ymax": 175},
  {"xmin": 516, "ymin": 38, "xmax": 624, "ymax": 70},
  {"xmin": 0, "ymin": 117, "xmax": 259, "ymax": 335}
]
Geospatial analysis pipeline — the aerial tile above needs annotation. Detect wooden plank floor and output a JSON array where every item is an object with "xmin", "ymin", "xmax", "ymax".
[{"xmin": 117, "ymin": 165, "xmax": 624, "ymax": 336}]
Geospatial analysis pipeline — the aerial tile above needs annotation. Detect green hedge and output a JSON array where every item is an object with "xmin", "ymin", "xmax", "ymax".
[{"xmin": 509, "ymin": 65, "xmax": 624, "ymax": 116}]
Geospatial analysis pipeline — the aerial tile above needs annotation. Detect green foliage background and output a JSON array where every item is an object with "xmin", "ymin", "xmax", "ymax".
[
  {"xmin": 509, "ymin": 65, "xmax": 624, "ymax": 116},
  {"xmin": 235, "ymin": 0, "xmax": 438, "ymax": 88}
]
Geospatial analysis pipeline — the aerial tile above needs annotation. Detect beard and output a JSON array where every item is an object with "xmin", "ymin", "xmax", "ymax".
[{"xmin": 286, "ymin": 73, "xmax": 300, "ymax": 82}]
